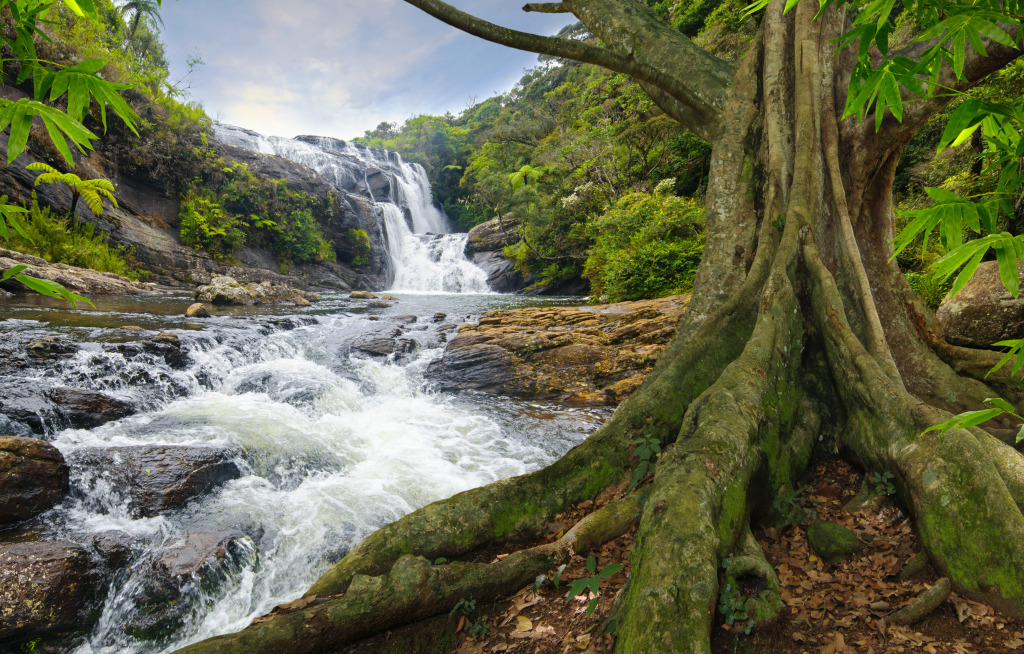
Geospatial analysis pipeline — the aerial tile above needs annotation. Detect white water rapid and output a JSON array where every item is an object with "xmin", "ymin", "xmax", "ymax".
[
  {"xmin": 212, "ymin": 124, "xmax": 491, "ymax": 294},
  {"xmin": 0, "ymin": 294, "xmax": 604, "ymax": 653}
]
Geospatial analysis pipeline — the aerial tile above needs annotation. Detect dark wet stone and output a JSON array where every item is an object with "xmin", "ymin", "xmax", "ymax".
[
  {"xmin": 26, "ymin": 337, "xmax": 78, "ymax": 361},
  {"xmin": 126, "ymin": 529, "xmax": 251, "ymax": 641},
  {"xmin": 68, "ymin": 445, "xmax": 241, "ymax": 517},
  {"xmin": 0, "ymin": 541, "xmax": 101, "ymax": 642},
  {"xmin": 431, "ymin": 312, "xmax": 447, "ymax": 323},
  {"xmin": 46, "ymin": 387, "xmax": 135, "ymax": 429},
  {"xmin": 393, "ymin": 314, "xmax": 418, "ymax": 324},
  {"xmin": 0, "ymin": 437, "xmax": 69, "ymax": 525},
  {"xmin": 90, "ymin": 530, "xmax": 137, "ymax": 571}
]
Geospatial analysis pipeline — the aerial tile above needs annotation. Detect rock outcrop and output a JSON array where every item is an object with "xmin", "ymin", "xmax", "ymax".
[
  {"xmin": 428, "ymin": 295, "xmax": 689, "ymax": 405},
  {"xmin": 0, "ymin": 384, "xmax": 135, "ymax": 434},
  {"xmin": 126, "ymin": 530, "xmax": 252, "ymax": 640},
  {"xmin": 195, "ymin": 276, "xmax": 320, "ymax": 306},
  {"xmin": 0, "ymin": 436, "xmax": 69, "ymax": 525},
  {"xmin": 937, "ymin": 261, "xmax": 1024, "ymax": 348},
  {"xmin": 465, "ymin": 215, "xmax": 520, "ymax": 254},
  {"xmin": 0, "ymin": 541, "xmax": 101, "ymax": 643},
  {"xmin": 68, "ymin": 445, "xmax": 242, "ymax": 517},
  {"xmin": 0, "ymin": 247, "xmax": 149, "ymax": 295}
]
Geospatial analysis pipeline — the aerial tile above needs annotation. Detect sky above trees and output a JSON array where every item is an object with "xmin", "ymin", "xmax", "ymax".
[{"xmin": 160, "ymin": 0, "xmax": 571, "ymax": 140}]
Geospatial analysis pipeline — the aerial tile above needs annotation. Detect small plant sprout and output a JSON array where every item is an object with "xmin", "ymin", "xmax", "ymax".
[
  {"xmin": 566, "ymin": 556, "xmax": 624, "ymax": 616},
  {"xmin": 871, "ymin": 471, "xmax": 896, "ymax": 497},
  {"xmin": 627, "ymin": 435, "xmax": 661, "ymax": 493}
]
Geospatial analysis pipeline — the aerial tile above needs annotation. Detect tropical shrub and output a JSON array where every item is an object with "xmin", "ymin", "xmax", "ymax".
[
  {"xmin": 5, "ymin": 199, "xmax": 145, "ymax": 280},
  {"xmin": 585, "ymin": 190, "xmax": 705, "ymax": 301}
]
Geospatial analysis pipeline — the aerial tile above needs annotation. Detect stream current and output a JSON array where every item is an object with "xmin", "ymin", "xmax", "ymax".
[{"xmin": 0, "ymin": 292, "xmax": 606, "ymax": 652}]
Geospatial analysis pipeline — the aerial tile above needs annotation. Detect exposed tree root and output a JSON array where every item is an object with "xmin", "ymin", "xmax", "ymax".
[
  {"xmin": 885, "ymin": 578, "xmax": 951, "ymax": 627},
  {"xmin": 175, "ymin": 497, "xmax": 643, "ymax": 653}
]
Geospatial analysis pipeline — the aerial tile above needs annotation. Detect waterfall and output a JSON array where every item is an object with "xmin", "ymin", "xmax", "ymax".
[{"xmin": 212, "ymin": 124, "xmax": 490, "ymax": 293}]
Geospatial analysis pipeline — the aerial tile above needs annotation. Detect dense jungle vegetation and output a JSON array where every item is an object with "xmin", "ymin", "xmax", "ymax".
[
  {"xmin": 3, "ymin": 0, "xmax": 336, "ymax": 272},
  {"xmin": 358, "ymin": 2, "xmax": 1024, "ymax": 303}
]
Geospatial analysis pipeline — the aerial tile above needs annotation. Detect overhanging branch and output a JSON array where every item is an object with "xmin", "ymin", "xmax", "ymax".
[{"xmin": 401, "ymin": 0, "xmax": 734, "ymax": 140}]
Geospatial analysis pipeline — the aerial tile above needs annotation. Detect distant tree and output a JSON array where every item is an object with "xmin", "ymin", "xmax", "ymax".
[{"xmin": 119, "ymin": 0, "xmax": 163, "ymax": 42}]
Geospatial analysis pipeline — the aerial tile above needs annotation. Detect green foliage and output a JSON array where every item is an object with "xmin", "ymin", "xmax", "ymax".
[
  {"xmin": 716, "ymin": 576, "xmax": 752, "ymax": 634},
  {"xmin": 449, "ymin": 598, "xmax": 476, "ymax": 617},
  {"xmin": 585, "ymin": 191, "xmax": 705, "ymax": 301},
  {"xmin": 4, "ymin": 198, "xmax": 145, "ymax": 280},
  {"xmin": 627, "ymin": 435, "xmax": 662, "ymax": 494},
  {"xmin": 346, "ymin": 228, "xmax": 371, "ymax": 266},
  {"xmin": 924, "ymin": 397, "xmax": 1024, "ymax": 442},
  {"xmin": 566, "ymin": 556, "xmax": 624, "ymax": 616},
  {"xmin": 904, "ymin": 271, "xmax": 954, "ymax": 309},
  {"xmin": 178, "ymin": 158, "xmax": 336, "ymax": 266},
  {"xmin": 26, "ymin": 162, "xmax": 117, "ymax": 216},
  {"xmin": 179, "ymin": 191, "xmax": 244, "ymax": 257},
  {"xmin": 871, "ymin": 471, "xmax": 896, "ymax": 496}
]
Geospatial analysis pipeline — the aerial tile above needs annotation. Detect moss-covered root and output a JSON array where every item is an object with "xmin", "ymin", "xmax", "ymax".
[
  {"xmin": 172, "ymin": 497, "xmax": 643, "ymax": 654},
  {"xmin": 804, "ymin": 240, "xmax": 1024, "ymax": 616},
  {"xmin": 614, "ymin": 254, "xmax": 810, "ymax": 653},
  {"xmin": 886, "ymin": 578, "xmax": 951, "ymax": 626},
  {"xmin": 723, "ymin": 529, "xmax": 784, "ymax": 629}
]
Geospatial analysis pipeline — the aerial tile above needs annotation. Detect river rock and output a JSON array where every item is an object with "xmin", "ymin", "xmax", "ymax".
[
  {"xmin": 472, "ymin": 251, "xmax": 524, "ymax": 293},
  {"xmin": 0, "ymin": 437, "xmax": 69, "ymax": 525},
  {"xmin": 381, "ymin": 294, "xmax": 398, "ymax": 301},
  {"xmin": 350, "ymin": 291, "xmax": 378, "ymax": 299},
  {"xmin": 186, "ymin": 302, "xmax": 211, "ymax": 318},
  {"xmin": 465, "ymin": 215, "xmax": 520, "ymax": 253},
  {"xmin": 90, "ymin": 530, "xmax": 138, "ymax": 571},
  {"xmin": 47, "ymin": 387, "xmax": 135, "ymax": 429},
  {"xmin": 0, "ymin": 384, "xmax": 133, "ymax": 434},
  {"xmin": 427, "ymin": 295, "xmax": 689, "ymax": 406},
  {"xmin": 126, "ymin": 529, "xmax": 251, "ymax": 640},
  {"xmin": 807, "ymin": 520, "xmax": 864, "ymax": 564},
  {"xmin": 68, "ymin": 445, "xmax": 241, "ymax": 517},
  {"xmin": 26, "ymin": 337, "xmax": 78, "ymax": 361},
  {"xmin": 937, "ymin": 261, "xmax": 1024, "ymax": 348},
  {"xmin": 350, "ymin": 328, "xmax": 418, "ymax": 361},
  {"xmin": 368, "ymin": 300, "xmax": 390, "ymax": 308},
  {"xmin": 195, "ymin": 277, "xmax": 318, "ymax": 306},
  {"xmin": 0, "ymin": 541, "xmax": 101, "ymax": 642}
]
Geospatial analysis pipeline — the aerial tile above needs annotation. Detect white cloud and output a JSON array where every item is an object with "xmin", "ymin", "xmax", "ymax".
[{"xmin": 161, "ymin": 0, "xmax": 571, "ymax": 138}]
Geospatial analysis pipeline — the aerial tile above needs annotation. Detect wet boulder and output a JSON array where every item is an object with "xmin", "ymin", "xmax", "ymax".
[
  {"xmin": 0, "ymin": 384, "xmax": 57, "ymax": 433},
  {"xmin": 937, "ymin": 261, "xmax": 1024, "ymax": 348},
  {"xmin": 47, "ymin": 387, "xmax": 135, "ymax": 429},
  {"xmin": 350, "ymin": 328, "xmax": 417, "ymax": 361},
  {"xmin": 26, "ymin": 337, "xmax": 78, "ymax": 361},
  {"xmin": 90, "ymin": 529, "xmax": 138, "ymax": 571},
  {"xmin": 126, "ymin": 529, "xmax": 252, "ymax": 640},
  {"xmin": 0, "ymin": 437, "xmax": 69, "ymax": 525},
  {"xmin": 195, "ymin": 277, "xmax": 317, "ymax": 306},
  {"xmin": 349, "ymin": 290, "xmax": 378, "ymax": 299},
  {"xmin": 141, "ymin": 332, "xmax": 190, "ymax": 370},
  {"xmin": 0, "ymin": 541, "xmax": 101, "ymax": 642},
  {"xmin": 185, "ymin": 302, "xmax": 211, "ymax": 318},
  {"xmin": 471, "ymin": 251, "xmax": 524, "ymax": 293},
  {"xmin": 68, "ymin": 445, "xmax": 241, "ymax": 517}
]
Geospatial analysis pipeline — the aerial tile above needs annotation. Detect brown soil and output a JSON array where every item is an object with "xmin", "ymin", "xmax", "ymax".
[{"xmin": 441, "ymin": 461, "xmax": 1023, "ymax": 654}]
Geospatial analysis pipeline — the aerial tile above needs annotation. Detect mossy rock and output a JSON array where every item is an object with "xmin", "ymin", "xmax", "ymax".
[{"xmin": 807, "ymin": 520, "xmax": 863, "ymax": 564}]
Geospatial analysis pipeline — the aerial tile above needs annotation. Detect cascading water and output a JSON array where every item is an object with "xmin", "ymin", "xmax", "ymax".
[
  {"xmin": 0, "ymin": 294, "xmax": 604, "ymax": 653},
  {"xmin": 212, "ymin": 124, "xmax": 490, "ymax": 293}
]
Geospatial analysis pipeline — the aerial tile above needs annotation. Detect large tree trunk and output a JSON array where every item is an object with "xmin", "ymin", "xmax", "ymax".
[{"xmin": 173, "ymin": 2, "xmax": 1024, "ymax": 653}]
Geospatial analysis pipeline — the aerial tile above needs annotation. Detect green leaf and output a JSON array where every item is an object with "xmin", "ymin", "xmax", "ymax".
[
  {"xmin": 598, "ymin": 564, "xmax": 624, "ymax": 579},
  {"xmin": 13, "ymin": 274, "xmax": 94, "ymax": 307},
  {"xmin": 923, "ymin": 408, "xmax": 1003, "ymax": 435},
  {"xmin": 2, "ymin": 264, "xmax": 29, "ymax": 280},
  {"xmin": 985, "ymin": 397, "xmax": 1017, "ymax": 414}
]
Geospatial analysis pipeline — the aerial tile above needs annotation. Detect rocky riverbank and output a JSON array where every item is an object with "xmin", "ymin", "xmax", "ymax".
[{"xmin": 428, "ymin": 294, "xmax": 690, "ymax": 405}]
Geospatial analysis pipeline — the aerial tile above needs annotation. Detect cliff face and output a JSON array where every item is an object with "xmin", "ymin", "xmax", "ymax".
[{"xmin": 0, "ymin": 97, "xmax": 390, "ymax": 291}]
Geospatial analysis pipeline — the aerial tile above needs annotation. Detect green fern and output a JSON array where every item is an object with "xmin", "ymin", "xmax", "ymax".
[{"xmin": 26, "ymin": 162, "xmax": 117, "ymax": 218}]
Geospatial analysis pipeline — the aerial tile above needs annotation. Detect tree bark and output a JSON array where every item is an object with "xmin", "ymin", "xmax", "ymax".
[{"xmin": 172, "ymin": 1, "xmax": 1024, "ymax": 652}]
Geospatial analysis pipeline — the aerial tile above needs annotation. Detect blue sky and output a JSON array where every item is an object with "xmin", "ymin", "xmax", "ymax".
[{"xmin": 159, "ymin": 1, "xmax": 572, "ymax": 140}]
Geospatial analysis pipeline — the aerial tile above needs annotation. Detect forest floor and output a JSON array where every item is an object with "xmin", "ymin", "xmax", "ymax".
[{"xmin": 447, "ymin": 459, "xmax": 1024, "ymax": 654}]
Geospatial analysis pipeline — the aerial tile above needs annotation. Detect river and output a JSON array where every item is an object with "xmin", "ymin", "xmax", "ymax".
[{"xmin": 0, "ymin": 291, "xmax": 607, "ymax": 652}]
